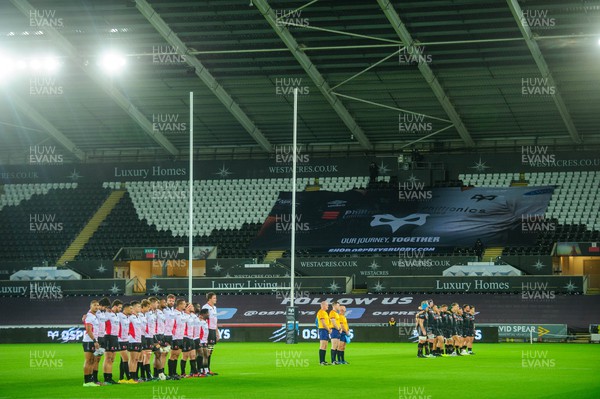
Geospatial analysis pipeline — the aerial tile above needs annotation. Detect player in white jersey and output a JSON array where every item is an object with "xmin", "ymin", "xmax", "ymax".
[
  {"xmin": 197, "ymin": 307, "xmax": 210, "ymax": 376},
  {"xmin": 156, "ymin": 297, "xmax": 168, "ymax": 379},
  {"xmin": 201, "ymin": 292, "xmax": 220, "ymax": 375},
  {"xmin": 139, "ymin": 299, "xmax": 155, "ymax": 381},
  {"xmin": 93, "ymin": 298, "xmax": 110, "ymax": 383},
  {"xmin": 149, "ymin": 297, "xmax": 165, "ymax": 378},
  {"xmin": 168, "ymin": 298, "xmax": 187, "ymax": 379},
  {"xmin": 181, "ymin": 303, "xmax": 199, "ymax": 376},
  {"xmin": 163, "ymin": 294, "xmax": 176, "ymax": 353},
  {"xmin": 102, "ymin": 299, "xmax": 122, "ymax": 384},
  {"xmin": 127, "ymin": 301, "xmax": 144, "ymax": 382},
  {"xmin": 117, "ymin": 303, "xmax": 132, "ymax": 383},
  {"xmin": 82, "ymin": 300, "xmax": 100, "ymax": 387}
]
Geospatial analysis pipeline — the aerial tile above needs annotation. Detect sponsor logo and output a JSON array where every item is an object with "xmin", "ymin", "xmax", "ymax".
[
  {"xmin": 370, "ymin": 213, "xmax": 429, "ymax": 233},
  {"xmin": 47, "ymin": 327, "xmax": 85, "ymax": 343}
]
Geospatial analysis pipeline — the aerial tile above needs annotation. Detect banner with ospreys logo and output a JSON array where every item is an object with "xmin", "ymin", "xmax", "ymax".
[{"xmin": 250, "ymin": 186, "xmax": 554, "ymax": 253}]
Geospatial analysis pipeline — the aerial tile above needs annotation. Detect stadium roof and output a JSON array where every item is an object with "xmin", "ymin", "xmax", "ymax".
[{"xmin": 1, "ymin": 0, "xmax": 599, "ymax": 163}]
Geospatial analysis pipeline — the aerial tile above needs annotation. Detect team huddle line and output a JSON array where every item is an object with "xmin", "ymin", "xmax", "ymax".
[{"xmin": 81, "ymin": 293, "xmax": 220, "ymax": 387}]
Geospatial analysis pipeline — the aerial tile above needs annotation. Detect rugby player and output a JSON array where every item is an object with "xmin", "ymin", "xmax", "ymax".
[
  {"xmin": 94, "ymin": 298, "xmax": 110, "ymax": 382},
  {"xmin": 117, "ymin": 303, "xmax": 132, "ymax": 383},
  {"xmin": 168, "ymin": 298, "xmax": 186, "ymax": 379},
  {"xmin": 415, "ymin": 300, "xmax": 429, "ymax": 358},
  {"xmin": 439, "ymin": 304, "xmax": 453, "ymax": 356},
  {"xmin": 450, "ymin": 303, "xmax": 463, "ymax": 356},
  {"xmin": 102, "ymin": 299, "xmax": 122, "ymax": 384},
  {"xmin": 329, "ymin": 301, "xmax": 342, "ymax": 364},
  {"xmin": 161, "ymin": 296, "xmax": 175, "ymax": 378},
  {"xmin": 337, "ymin": 306, "xmax": 350, "ymax": 364},
  {"xmin": 82, "ymin": 300, "xmax": 100, "ymax": 387},
  {"xmin": 425, "ymin": 300, "xmax": 436, "ymax": 357},
  {"xmin": 127, "ymin": 301, "xmax": 144, "ymax": 382},
  {"xmin": 152, "ymin": 297, "xmax": 167, "ymax": 378},
  {"xmin": 431, "ymin": 304, "xmax": 444, "ymax": 357},
  {"xmin": 316, "ymin": 301, "xmax": 332, "ymax": 365},
  {"xmin": 197, "ymin": 307, "xmax": 210, "ymax": 376},
  {"xmin": 467, "ymin": 305, "xmax": 476, "ymax": 354},
  {"xmin": 181, "ymin": 303, "xmax": 198, "ymax": 377},
  {"xmin": 202, "ymin": 292, "xmax": 220, "ymax": 376},
  {"xmin": 140, "ymin": 299, "xmax": 157, "ymax": 381}
]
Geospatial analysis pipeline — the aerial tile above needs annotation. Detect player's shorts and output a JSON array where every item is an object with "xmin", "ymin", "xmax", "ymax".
[
  {"xmin": 98, "ymin": 336, "xmax": 106, "ymax": 349},
  {"xmin": 330, "ymin": 329, "xmax": 341, "ymax": 339},
  {"xmin": 194, "ymin": 339, "xmax": 200, "ymax": 350},
  {"xmin": 434, "ymin": 329, "xmax": 443, "ymax": 337},
  {"xmin": 340, "ymin": 332, "xmax": 349, "ymax": 343},
  {"xmin": 163, "ymin": 335, "xmax": 173, "ymax": 347},
  {"xmin": 104, "ymin": 335, "xmax": 119, "ymax": 352},
  {"xmin": 142, "ymin": 336, "xmax": 154, "ymax": 350},
  {"xmin": 118, "ymin": 341, "xmax": 128, "ymax": 351},
  {"xmin": 183, "ymin": 338, "xmax": 194, "ymax": 352},
  {"xmin": 155, "ymin": 334, "xmax": 164, "ymax": 346},
  {"xmin": 425, "ymin": 328, "xmax": 434, "ymax": 336},
  {"xmin": 207, "ymin": 329, "xmax": 217, "ymax": 345},
  {"xmin": 82, "ymin": 342, "xmax": 96, "ymax": 353},
  {"xmin": 172, "ymin": 339, "xmax": 183, "ymax": 351},
  {"xmin": 128, "ymin": 342, "xmax": 142, "ymax": 352},
  {"xmin": 318, "ymin": 328, "xmax": 330, "ymax": 341},
  {"xmin": 464, "ymin": 329, "xmax": 473, "ymax": 338},
  {"xmin": 443, "ymin": 329, "xmax": 452, "ymax": 339}
]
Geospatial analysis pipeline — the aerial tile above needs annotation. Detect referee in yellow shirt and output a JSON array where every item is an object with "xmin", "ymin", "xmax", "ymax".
[
  {"xmin": 316, "ymin": 301, "xmax": 332, "ymax": 366},
  {"xmin": 337, "ymin": 306, "xmax": 350, "ymax": 364},
  {"xmin": 329, "ymin": 301, "xmax": 342, "ymax": 365}
]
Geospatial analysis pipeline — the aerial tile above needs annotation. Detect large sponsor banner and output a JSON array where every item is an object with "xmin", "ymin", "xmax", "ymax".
[
  {"xmin": 0, "ymin": 156, "xmax": 397, "ymax": 184},
  {"xmin": 366, "ymin": 276, "xmax": 584, "ymax": 294},
  {"xmin": 491, "ymin": 324, "xmax": 568, "ymax": 340},
  {"xmin": 206, "ymin": 259, "xmax": 290, "ymax": 278},
  {"xmin": 0, "ymin": 325, "xmax": 498, "ymax": 344},
  {"xmin": 502, "ymin": 255, "xmax": 553, "ymax": 275},
  {"xmin": 276, "ymin": 256, "xmax": 476, "ymax": 287},
  {"xmin": 145, "ymin": 277, "xmax": 348, "ymax": 295},
  {"xmin": 251, "ymin": 186, "xmax": 554, "ymax": 252},
  {"xmin": 0, "ymin": 279, "xmax": 125, "ymax": 297},
  {"xmin": 0, "ymin": 294, "xmax": 596, "ymax": 331}
]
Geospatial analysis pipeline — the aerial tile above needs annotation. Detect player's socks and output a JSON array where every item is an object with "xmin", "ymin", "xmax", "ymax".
[
  {"xmin": 196, "ymin": 356, "xmax": 202, "ymax": 372},
  {"xmin": 180, "ymin": 360, "xmax": 187, "ymax": 375},
  {"xmin": 92, "ymin": 370, "xmax": 98, "ymax": 383},
  {"xmin": 140, "ymin": 362, "xmax": 146, "ymax": 379},
  {"xmin": 428, "ymin": 343, "xmax": 433, "ymax": 354},
  {"xmin": 168, "ymin": 359, "xmax": 175, "ymax": 376},
  {"xmin": 424, "ymin": 344, "xmax": 430, "ymax": 355},
  {"xmin": 331, "ymin": 349, "xmax": 338, "ymax": 363},
  {"xmin": 319, "ymin": 349, "xmax": 326, "ymax": 363},
  {"xmin": 119, "ymin": 361, "xmax": 124, "ymax": 380},
  {"xmin": 103, "ymin": 373, "xmax": 111, "ymax": 382},
  {"xmin": 417, "ymin": 343, "xmax": 423, "ymax": 355},
  {"xmin": 191, "ymin": 360, "xmax": 198, "ymax": 374},
  {"xmin": 338, "ymin": 350, "xmax": 344, "ymax": 362},
  {"xmin": 145, "ymin": 364, "xmax": 153, "ymax": 378}
]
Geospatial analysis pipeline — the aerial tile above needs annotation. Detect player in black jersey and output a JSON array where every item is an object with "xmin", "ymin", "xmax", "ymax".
[
  {"xmin": 431, "ymin": 305, "xmax": 444, "ymax": 357},
  {"xmin": 467, "ymin": 305, "xmax": 476, "ymax": 354},
  {"xmin": 439, "ymin": 304, "xmax": 452, "ymax": 355},
  {"xmin": 450, "ymin": 303, "xmax": 464, "ymax": 356},
  {"xmin": 415, "ymin": 301, "xmax": 429, "ymax": 358},
  {"xmin": 425, "ymin": 300, "xmax": 436, "ymax": 358}
]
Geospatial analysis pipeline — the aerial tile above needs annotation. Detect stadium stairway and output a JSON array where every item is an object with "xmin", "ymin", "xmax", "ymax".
[
  {"xmin": 264, "ymin": 250, "xmax": 285, "ymax": 263},
  {"xmin": 482, "ymin": 247, "xmax": 503, "ymax": 262},
  {"xmin": 57, "ymin": 189, "xmax": 126, "ymax": 265}
]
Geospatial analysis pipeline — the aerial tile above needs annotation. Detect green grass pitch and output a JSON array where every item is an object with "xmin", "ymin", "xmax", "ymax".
[{"xmin": 1, "ymin": 343, "xmax": 599, "ymax": 399}]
